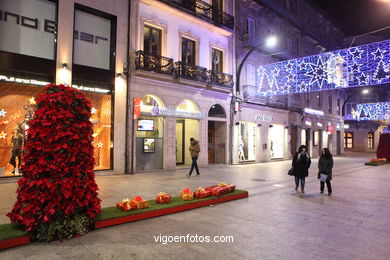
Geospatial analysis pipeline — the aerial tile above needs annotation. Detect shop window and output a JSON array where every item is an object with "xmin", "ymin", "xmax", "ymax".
[
  {"xmin": 177, "ymin": 99, "xmax": 199, "ymax": 112},
  {"xmin": 181, "ymin": 37, "xmax": 196, "ymax": 65},
  {"xmin": 344, "ymin": 132, "xmax": 353, "ymax": 149},
  {"xmin": 144, "ymin": 25, "xmax": 162, "ymax": 56},
  {"xmin": 208, "ymin": 104, "xmax": 226, "ymax": 118},
  {"xmin": 211, "ymin": 48, "xmax": 223, "ymax": 73},
  {"xmin": 246, "ymin": 17, "xmax": 255, "ymax": 35},
  {"xmin": 368, "ymin": 132, "xmax": 374, "ymax": 149}
]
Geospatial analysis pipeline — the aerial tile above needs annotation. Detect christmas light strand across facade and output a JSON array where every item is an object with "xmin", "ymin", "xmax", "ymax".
[
  {"xmin": 345, "ymin": 102, "xmax": 390, "ymax": 121},
  {"xmin": 256, "ymin": 40, "xmax": 390, "ymax": 96}
]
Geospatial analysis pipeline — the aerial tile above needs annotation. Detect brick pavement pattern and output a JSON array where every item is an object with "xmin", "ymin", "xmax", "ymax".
[{"xmin": 1, "ymin": 153, "xmax": 389, "ymax": 259}]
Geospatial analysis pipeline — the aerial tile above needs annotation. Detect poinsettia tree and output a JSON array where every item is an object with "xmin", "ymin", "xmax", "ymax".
[{"xmin": 7, "ymin": 84, "xmax": 101, "ymax": 240}]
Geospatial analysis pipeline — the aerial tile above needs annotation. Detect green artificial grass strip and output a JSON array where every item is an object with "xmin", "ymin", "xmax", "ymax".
[
  {"xmin": 365, "ymin": 161, "xmax": 389, "ymax": 166},
  {"xmin": 0, "ymin": 223, "xmax": 27, "ymax": 241},
  {"xmin": 95, "ymin": 189, "xmax": 247, "ymax": 221}
]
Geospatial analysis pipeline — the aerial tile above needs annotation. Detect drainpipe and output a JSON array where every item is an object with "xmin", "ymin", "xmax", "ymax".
[
  {"xmin": 124, "ymin": 0, "xmax": 131, "ymax": 174},
  {"xmin": 229, "ymin": 0, "xmax": 237, "ymax": 165}
]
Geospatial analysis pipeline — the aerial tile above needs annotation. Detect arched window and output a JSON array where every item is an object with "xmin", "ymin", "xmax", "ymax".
[
  {"xmin": 208, "ymin": 104, "xmax": 226, "ymax": 118},
  {"xmin": 368, "ymin": 132, "xmax": 374, "ymax": 149}
]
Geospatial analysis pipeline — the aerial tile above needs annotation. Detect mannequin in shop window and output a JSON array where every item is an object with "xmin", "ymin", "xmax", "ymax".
[
  {"xmin": 9, "ymin": 128, "xmax": 24, "ymax": 175},
  {"xmin": 239, "ymin": 135, "xmax": 246, "ymax": 161}
]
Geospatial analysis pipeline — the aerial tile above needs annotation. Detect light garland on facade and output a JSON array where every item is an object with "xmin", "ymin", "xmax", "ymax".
[{"xmin": 256, "ymin": 40, "xmax": 389, "ymax": 96}]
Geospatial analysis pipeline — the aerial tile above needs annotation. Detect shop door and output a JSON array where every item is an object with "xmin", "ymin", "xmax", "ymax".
[
  {"xmin": 176, "ymin": 120, "xmax": 185, "ymax": 165},
  {"xmin": 270, "ymin": 124, "xmax": 284, "ymax": 159},
  {"xmin": 290, "ymin": 126, "xmax": 298, "ymax": 157},
  {"xmin": 306, "ymin": 129, "xmax": 311, "ymax": 155},
  {"xmin": 208, "ymin": 122, "xmax": 216, "ymax": 164}
]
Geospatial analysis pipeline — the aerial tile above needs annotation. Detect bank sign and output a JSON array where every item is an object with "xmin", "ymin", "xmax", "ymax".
[
  {"xmin": 0, "ymin": 0, "xmax": 57, "ymax": 59},
  {"xmin": 255, "ymin": 115, "xmax": 273, "ymax": 122},
  {"xmin": 150, "ymin": 106, "xmax": 203, "ymax": 119}
]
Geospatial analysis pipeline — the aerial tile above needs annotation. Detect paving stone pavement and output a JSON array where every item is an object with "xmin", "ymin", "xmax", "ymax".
[{"xmin": 1, "ymin": 152, "xmax": 390, "ymax": 259}]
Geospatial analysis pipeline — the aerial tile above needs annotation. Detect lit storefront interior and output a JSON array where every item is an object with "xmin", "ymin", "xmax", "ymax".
[
  {"xmin": 238, "ymin": 122, "xmax": 256, "ymax": 162},
  {"xmin": 269, "ymin": 124, "xmax": 285, "ymax": 159}
]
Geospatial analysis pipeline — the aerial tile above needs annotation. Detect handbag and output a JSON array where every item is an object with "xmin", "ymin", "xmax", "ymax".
[
  {"xmin": 288, "ymin": 168, "xmax": 295, "ymax": 176},
  {"xmin": 320, "ymin": 173, "xmax": 328, "ymax": 182}
]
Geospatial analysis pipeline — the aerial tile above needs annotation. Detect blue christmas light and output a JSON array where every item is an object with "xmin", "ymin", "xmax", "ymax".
[
  {"xmin": 257, "ymin": 40, "xmax": 390, "ymax": 96},
  {"xmin": 345, "ymin": 102, "xmax": 390, "ymax": 121}
]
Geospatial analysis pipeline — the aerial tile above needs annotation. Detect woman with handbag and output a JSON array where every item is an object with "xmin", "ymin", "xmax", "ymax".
[
  {"xmin": 292, "ymin": 145, "xmax": 311, "ymax": 193},
  {"xmin": 318, "ymin": 148, "xmax": 333, "ymax": 195}
]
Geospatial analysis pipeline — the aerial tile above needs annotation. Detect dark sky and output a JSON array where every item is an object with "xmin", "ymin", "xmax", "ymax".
[{"xmin": 309, "ymin": 0, "xmax": 390, "ymax": 36}]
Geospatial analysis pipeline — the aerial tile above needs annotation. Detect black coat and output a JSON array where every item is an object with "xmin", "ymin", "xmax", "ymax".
[
  {"xmin": 318, "ymin": 156, "xmax": 334, "ymax": 180},
  {"xmin": 292, "ymin": 152, "xmax": 311, "ymax": 178}
]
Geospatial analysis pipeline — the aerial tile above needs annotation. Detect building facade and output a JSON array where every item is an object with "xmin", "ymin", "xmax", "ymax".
[
  {"xmin": 0, "ymin": 0, "xmax": 129, "ymax": 176},
  {"xmin": 128, "ymin": 0, "xmax": 235, "ymax": 172},
  {"xmin": 234, "ymin": 0, "xmax": 345, "ymax": 163}
]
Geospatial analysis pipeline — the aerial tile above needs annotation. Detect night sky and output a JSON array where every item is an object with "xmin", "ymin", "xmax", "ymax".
[{"xmin": 309, "ymin": 0, "xmax": 390, "ymax": 36}]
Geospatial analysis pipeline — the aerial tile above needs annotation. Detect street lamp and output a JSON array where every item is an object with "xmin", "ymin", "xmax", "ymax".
[
  {"xmin": 342, "ymin": 88, "xmax": 370, "ymax": 116},
  {"xmin": 235, "ymin": 35, "xmax": 278, "ymax": 96}
]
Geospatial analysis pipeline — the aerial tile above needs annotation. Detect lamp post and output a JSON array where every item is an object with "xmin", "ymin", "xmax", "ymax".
[{"xmin": 229, "ymin": 36, "xmax": 277, "ymax": 164}]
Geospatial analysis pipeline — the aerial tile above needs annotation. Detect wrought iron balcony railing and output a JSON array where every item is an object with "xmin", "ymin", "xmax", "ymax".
[
  {"xmin": 175, "ymin": 62, "xmax": 208, "ymax": 83},
  {"xmin": 135, "ymin": 50, "xmax": 174, "ymax": 75},
  {"xmin": 157, "ymin": 0, "xmax": 234, "ymax": 29},
  {"xmin": 208, "ymin": 70, "xmax": 233, "ymax": 89}
]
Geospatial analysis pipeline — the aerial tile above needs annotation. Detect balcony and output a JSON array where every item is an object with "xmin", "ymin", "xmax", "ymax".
[
  {"xmin": 134, "ymin": 51, "xmax": 233, "ymax": 91},
  {"xmin": 208, "ymin": 70, "xmax": 233, "ymax": 89},
  {"xmin": 135, "ymin": 50, "xmax": 174, "ymax": 75},
  {"xmin": 175, "ymin": 61, "xmax": 208, "ymax": 83},
  {"xmin": 157, "ymin": 0, "xmax": 234, "ymax": 30}
]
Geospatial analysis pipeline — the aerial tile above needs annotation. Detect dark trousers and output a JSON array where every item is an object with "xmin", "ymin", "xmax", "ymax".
[
  {"xmin": 189, "ymin": 156, "xmax": 200, "ymax": 176},
  {"xmin": 294, "ymin": 176, "xmax": 306, "ymax": 190},
  {"xmin": 320, "ymin": 180, "xmax": 332, "ymax": 193}
]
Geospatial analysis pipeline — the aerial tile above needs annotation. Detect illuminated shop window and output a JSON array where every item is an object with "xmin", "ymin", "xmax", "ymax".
[
  {"xmin": 344, "ymin": 132, "xmax": 353, "ymax": 149},
  {"xmin": 368, "ymin": 132, "xmax": 374, "ymax": 149}
]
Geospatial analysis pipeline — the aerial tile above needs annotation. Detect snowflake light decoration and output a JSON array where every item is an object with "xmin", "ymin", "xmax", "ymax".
[
  {"xmin": 256, "ymin": 39, "xmax": 390, "ymax": 96},
  {"xmin": 345, "ymin": 102, "xmax": 390, "ymax": 121}
]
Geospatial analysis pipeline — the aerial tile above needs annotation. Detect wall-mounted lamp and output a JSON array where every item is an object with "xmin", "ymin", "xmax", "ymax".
[
  {"xmin": 235, "ymin": 122, "xmax": 240, "ymax": 126},
  {"xmin": 59, "ymin": 63, "xmax": 70, "ymax": 85},
  {"xmin": 257, "ymin": 124, "xmax": 262, "ymax": 127},
  {"xmin": 285, "ymin": 126, "xmax": 289, "ymax": 129},
  {"xmin": 116, "ymin": 73, "xmax": 122, "ymax": 77},
  {"xmin": 269, "ymin": 125, "xmax": 274, "ymax": 128},
  {"xmin": 62, "ymin": 63, "xmax": 67, "ymax": 69}
]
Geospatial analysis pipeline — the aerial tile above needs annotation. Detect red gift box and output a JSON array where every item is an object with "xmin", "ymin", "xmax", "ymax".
[
  {"xmin": 156, "ymin": 192, "xmax": 172, "ymax": 204},
  {"xmin": 212, "ymin": 186, "xmax": 230, "ymax": 196},
  {"xmin": 194, "ymin": 187, "xmax": 212, "ymax": 199}
]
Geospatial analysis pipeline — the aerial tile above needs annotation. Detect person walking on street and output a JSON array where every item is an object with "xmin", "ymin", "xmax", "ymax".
[
  {"xmin": 187, "ymin": 137, "xmax": 200, "ymax": 177},
  {"xmin": 318, "ymin": 148, "xmax": 333, "ymax": 195},
  {"xmin": 292, "ymin": 145, "xmax": 311, "ymax": 193}
]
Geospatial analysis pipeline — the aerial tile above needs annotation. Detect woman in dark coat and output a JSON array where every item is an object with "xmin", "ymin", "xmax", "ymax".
[
  {"xmin": 292, "ymin": 145, "xmax": 311, "ymax": 193},
  {"xmin": 318, "ymin": 148, "xmax": 333, "ymax": 195}
]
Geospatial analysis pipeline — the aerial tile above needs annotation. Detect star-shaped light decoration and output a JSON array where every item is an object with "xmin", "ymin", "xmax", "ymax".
[
  {"xmin": 305, "ymin": 56, "xmax": 327, "ymax": 89},
  {"xmin": 0, "ymin": 109, "xmax": 6, "ymax": 117},
  {"xmin": 28, "ymin": 97, "xmax": 36, "ymax": 105},
  {"xmin": 96, "ymin": 142, "xmax": 104, "ymax": 148},
  {"xmin": 349, "ymin": 48, "xmax": 364, "ymax": 60},
  {"xmin": 91, "ymin": 107, "xmax": 97, "ymax": 114},
  {"xmin": 271, "ymin": 67, "xmax": 280, "ymax": 77},
  {"xmin": 0, "ymin": 131, "xmax": 7, "ymax": 139},
  {"xmin": 298, "ymin": 62, "xmax": 307, "ymax": 71},
  {"xmin": 349, "ymin": 62, "xmax": 362, "ymax": 73},
  {"xmin": 371, "ymin": 47, "xmax": 386, "ymax": 60},
  {"xmin": 298, "ymin": 82, "xmax": 308, "ymax": 93},
  {"xmin": 285, "ymin": 60, "xmax": 295, "ymax": 72},
  {"xmin": 286, "ymin": 73, "xmax": 295, "ymax": 84},
  {"xmin": 357, "ymin": 73, "xmax": 369, "ymax": 85}
]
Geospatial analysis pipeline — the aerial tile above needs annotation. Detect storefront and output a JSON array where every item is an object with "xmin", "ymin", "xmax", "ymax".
[
  {"xmin": 133, "ymin": 95, "xmax": 202, "ymax": 171},
  {"xmin": 0, "ymin": 0, "xmax": 128, "ymax": 176},
  {"xmin": 233, "ymin": 104, "xmax": 289, "ymax": 164}
]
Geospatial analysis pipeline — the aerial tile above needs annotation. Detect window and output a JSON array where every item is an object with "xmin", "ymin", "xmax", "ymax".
[
  {"xmin": 211, "ymin": 48, "xmax": 223, "ymax": 72},
  {"xmin": 317, "ymin": 93, "xmax": 322, "ymax": 108},
  {"xmin": 181, "ymin": 38, "xmax": 196, "ymax": 65},
  {"xmin": 246, "ymin": 63, "xmax": 256, "ymax": 86},
  {"xmin": 368, "ymin": 132, "xmax": 374, "ymax": 149},
  {"xmin": 328, "ymin": 95, "xmax": 332, "ymax": 114},
  {"xmin": 246, "ymin": 18, "xmax": 255, "ymax": 35},
  {"xmin": 144, "ymin": 25, "xmax": 161, "ymax": 55},
  {"xmin": 286, "ymin": 39, "xmax": 292, "ymax": 51},
  {"xmin": 344, "ymin": 132, "xmax": 353, "ymax": 149},
  {"xmin": 208, "ymin": 104, "xmax": 226, "ymax": 118},
  {"xmin": 306, "ymin": 93, "xmax": 311, "ymax": 107},
  {"xmin": 337, "ymin": 98, "xmax": 341, "ymax": 115}
]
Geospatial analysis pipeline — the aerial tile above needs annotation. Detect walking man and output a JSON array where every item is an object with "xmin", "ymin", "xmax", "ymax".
[{"xmin": 187, "ymin": 137, "xmax": 200, "ymax": 177}]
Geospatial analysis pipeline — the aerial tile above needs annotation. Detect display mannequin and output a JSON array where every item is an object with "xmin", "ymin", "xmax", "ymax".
[
  {"xmin": 9, "ymin": 128, "xmax": 24, "ymax": 174},
  {"xmin": 239, "ymin": 135, "xmax": 246, "ymax": 161}
]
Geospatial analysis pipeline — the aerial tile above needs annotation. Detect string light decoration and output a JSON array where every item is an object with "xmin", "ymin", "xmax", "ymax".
[
  {"xmin": 345, "ymin": 102, "xmax": 390, "ymax": 121},
  {"xmin": 257, "ymin": 40, "xmax": 390, "ymax": 96}
]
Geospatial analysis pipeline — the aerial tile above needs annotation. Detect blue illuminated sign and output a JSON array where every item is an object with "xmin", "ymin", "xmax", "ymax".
[
  {"xmin": 257, "ymin": 40, "xmax": 390, "ymax": 96},
  {"xmin": 345, "ymin": 102, "xmax": 390, "ymax": 121}
]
